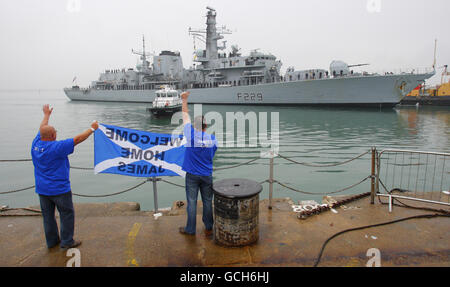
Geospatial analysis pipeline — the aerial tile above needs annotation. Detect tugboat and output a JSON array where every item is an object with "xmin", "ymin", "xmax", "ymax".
[
  {"xmin": 399, "ymin": 65, "xmax": 450, "ymax": 106},
  {"xmin": 147, "ymin": 85, "xmax": 182, "ymax": 117}
]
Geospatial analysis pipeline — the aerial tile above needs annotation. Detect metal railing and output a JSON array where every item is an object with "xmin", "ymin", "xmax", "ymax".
[
  {"xmin": 0, "ymin": 150, "xmax": 373, "ymax": 214},
  {"xmin": 2, "ymin": 147, "xmax": 448, "ymax": 216},
  {"xmin": 363, "ymin": 67, "xmax": 435, "ymax": 76},
  {"xmin": 375, "ymin": 149, "xmax": 450, "ymax": 212}
]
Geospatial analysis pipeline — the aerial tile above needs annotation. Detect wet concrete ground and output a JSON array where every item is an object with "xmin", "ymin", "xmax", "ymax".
[{"xmin": 1, "ymin": 195, "xmax": 449, "ymax": 267}]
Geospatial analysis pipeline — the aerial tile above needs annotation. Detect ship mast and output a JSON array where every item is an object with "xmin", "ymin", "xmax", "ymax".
[
  {"xmin": 132, "ymin": 35, "xmax": 153, "ymax": 73},
  {"xmin": 189, "ymin": 7, "xmax": 232, "ymax": 68}
]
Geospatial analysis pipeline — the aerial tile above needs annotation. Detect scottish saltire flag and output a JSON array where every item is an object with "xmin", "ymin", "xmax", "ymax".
[{"xmin": 94, "ymin": 124, "xmax": 186, "ymax": 178}]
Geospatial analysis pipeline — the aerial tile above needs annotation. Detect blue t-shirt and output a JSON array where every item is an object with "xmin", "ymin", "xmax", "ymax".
[
  {"xmin": 31, "ymin": 132, "xmax": 75, "ymax": 196},
  {"xmin": 182, "ymin": 123, "xmax": 218, "ymax": 176}
]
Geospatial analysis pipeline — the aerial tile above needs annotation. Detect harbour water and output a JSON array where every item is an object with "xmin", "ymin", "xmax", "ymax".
[{"xmin": 1, "ymin": 90, "xmax": 449, "ymax": 210}]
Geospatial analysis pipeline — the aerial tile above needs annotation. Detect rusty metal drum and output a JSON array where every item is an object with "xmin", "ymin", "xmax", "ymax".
[{"xmin": 213, "ymin": 178, "xmax": 263, "ymax": 247}]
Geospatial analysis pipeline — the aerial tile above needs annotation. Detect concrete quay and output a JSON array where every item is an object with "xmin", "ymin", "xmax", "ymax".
[{"xmin": 1, "ymin": 195, "xmax": 449, "ymax": 267}]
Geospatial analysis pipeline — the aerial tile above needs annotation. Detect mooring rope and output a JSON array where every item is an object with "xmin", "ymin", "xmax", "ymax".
[
  {"xmin": 0, "ymin": 180, "xmax": 150, "ymax": 197},
  {"xmin": 0, "ymin": 185, "xmax": 36, "ymax": 195},
  {"xmin": 0, "ymin": 159, "xmax": 32, "ymax": 162},
  {"xmin": 213, "ymin": 157, "xmax": 260, "ymax": 171},
  {"xmin": 160, "ymin": 179, "xmax": 185, "ymax": 188},
  {"xmin": 277, "ymin": 150, "xmax": 370, "ymax": 168},
  {"xmin": 70, "ymin": 166, "xmax": 94, "ymax": 170},
  {"xmin": 72, "ymin": 179, "xmax": 150, "ymax": 198},
  {"xmin": 160, "ymin": 178, "xmax": 270, "ymax": 189},
  {"xmin": 273, "ymin": 175, "xmax": 371, "ymax": 196}
]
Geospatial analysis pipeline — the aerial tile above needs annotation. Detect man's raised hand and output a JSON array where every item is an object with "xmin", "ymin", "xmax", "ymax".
[
  {"xmin": 91, "ymin": 120, "xmax": 99, "ymax": 131},
  {"xmin": 43, "ymin": 104, "xmax": 53, "ymax": 116}
]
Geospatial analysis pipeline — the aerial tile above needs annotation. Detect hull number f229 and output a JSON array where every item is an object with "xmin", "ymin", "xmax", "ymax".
[{"xmin": 237, "ymin": 93, "xmax": 263, "ymax": 101}]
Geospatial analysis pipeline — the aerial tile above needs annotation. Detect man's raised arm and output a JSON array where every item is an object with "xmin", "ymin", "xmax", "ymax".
[
  {"xmin": 40, "ymin": 104, "xmax": 53, "ymax": 129},
  {"xmin": 74, "ymin": 121, "xmax": 99, "ymax": 146},
  {"xmin": 181, "ymin": 91, "xmax": 191, "ymax": 125}
]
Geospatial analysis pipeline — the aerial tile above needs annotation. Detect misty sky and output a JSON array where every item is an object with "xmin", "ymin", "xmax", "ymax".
[{"xmin": 0, "ymin": 0, "xmax": 449, "ymax": 90}]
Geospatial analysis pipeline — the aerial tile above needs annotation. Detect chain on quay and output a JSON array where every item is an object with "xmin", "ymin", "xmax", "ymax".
[
  {"xmin": 1, "ymin": 149, "xmax": 377, "ymax": 210},
  {"xmin": 1, "ymin": 148, "xmax": 449, "ymax": 214}
]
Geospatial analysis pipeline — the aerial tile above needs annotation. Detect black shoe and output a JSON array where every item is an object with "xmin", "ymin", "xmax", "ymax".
[{"xmin": 60, "ymin": 240, "xmax": 82, "ymax": 250}]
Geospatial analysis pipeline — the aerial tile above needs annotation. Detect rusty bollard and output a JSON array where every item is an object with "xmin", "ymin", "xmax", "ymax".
[{"xmin": 213, "ymin": 179, "xmax": 263, "ymax": 247}]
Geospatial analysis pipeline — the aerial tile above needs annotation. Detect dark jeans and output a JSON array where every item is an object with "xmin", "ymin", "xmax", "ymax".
[
  {"xmin": 38, "ymin": 191, "xmax": 75, "ymax": 248},
  {"xmin": 183, "ymin": 173, "xmax": 214, "ymax": 235}
]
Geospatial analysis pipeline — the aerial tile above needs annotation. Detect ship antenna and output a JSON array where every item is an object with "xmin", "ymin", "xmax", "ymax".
[
  {"xmin": 433, "ymin": 38, "xmax": 437, "ymax": 71},
  {"xmin": 143, "ymin": 35, "xmax": 145, "ymax": 58},
  {"xmin": 142, "ymin": 34, "xmax": 147, "ymax": 63}
]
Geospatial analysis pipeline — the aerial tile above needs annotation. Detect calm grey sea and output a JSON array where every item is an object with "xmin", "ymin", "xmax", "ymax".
[{"xmin": 1, "ymin": 90, "xmax": 449, "ymax": 210}]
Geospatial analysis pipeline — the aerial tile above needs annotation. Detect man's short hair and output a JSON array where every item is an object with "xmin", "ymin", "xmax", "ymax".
[
  {"xmin": 193, "ymin": 116, "xmax": 207, "ymax": 131},
  {"xmin": 40, "ymin": 125, "xmax": 56, "ymax": 140}
]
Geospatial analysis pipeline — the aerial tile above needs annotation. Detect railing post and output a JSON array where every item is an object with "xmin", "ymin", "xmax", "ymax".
[
  {"xmin": 388, "ymin": 195, "xmax": 393, "ymax": 213},
  {"xmin": 370, "ymin": 147, "xmax": 376, "ymax": 204},
  {"xmin": 375, "ymin": 149, "xmax": 380, "ymax": 199},
  {"xmin": 150, "ymin": 177, "xmax": 161, "ymax": 212},
  {"xmin": 269, "ymin": 152, "xmax": 274, "ymax": 210}
]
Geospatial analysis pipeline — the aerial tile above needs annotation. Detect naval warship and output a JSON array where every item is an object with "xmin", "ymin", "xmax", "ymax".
[{"xmin": 64, "ymin": 7, "xmax": 435, "ymax": 107}]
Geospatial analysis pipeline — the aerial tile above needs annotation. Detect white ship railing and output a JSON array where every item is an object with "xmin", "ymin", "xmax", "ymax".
[{"xmin": 360, "ymin": 67, "xmax": 435, "ymax": 76}]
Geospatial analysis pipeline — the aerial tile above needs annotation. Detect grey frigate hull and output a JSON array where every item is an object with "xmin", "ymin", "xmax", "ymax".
[{"xmin": 64, "ymin": 72, "xmax": 433, "ymax": 107}]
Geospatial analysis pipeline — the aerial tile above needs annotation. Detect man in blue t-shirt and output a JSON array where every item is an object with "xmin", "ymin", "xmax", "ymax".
[
  {"xmin": 31, "ymin": 104, "xmax": 99, "ymax": 249},
  {"xmin": 179, "ymin": 92, "xmax": 218, "ymax": 237}
]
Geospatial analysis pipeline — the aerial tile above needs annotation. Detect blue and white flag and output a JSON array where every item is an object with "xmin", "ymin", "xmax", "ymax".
[{"xmin": 94, "ymin": 124, "xmax": 186, "ymax": 178}]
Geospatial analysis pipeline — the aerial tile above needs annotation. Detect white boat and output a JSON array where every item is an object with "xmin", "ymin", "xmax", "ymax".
[{"xmin": 147, "ymin": 86, "xmax": 182, "ymax": 117}]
